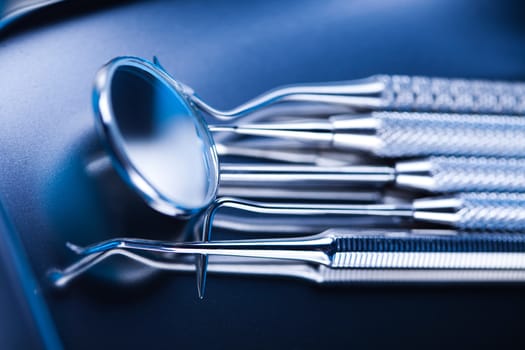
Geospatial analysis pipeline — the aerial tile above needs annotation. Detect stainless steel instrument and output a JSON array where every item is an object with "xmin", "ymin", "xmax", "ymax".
[
  {"xmin": 218, "ymin": 186, "xmax": 384, "ymax": 203},
  {"xmin": 215, "ymin": 141, "xmax": 355, "ymax": 166},
  {"xmin": 51, "ymin": 229, "xmax": 525, "ymax": 297},
  {"xmin": 55, "ymin": 55, "xmax": 525, "ymax": 300},
  {"xmin": 220, "ymin": 156, "xmax": 525, "ymax": 194},
  {"xmin": 206, "ymin": 194, "xmax": 525, "ymax": 232},
  {"xmin": 180, "ymin": 69, "xmax": 525, "ymax": 117},
  {"xmin": 51, "ymin": 250, "xmax": 525, "ymax": 288},
  {"xmin": 213, "ymin": 112, "xmax": 525, "ymax": 158},
  {"xmin": 91, "ymin": 56, "xmax": 525, "ymax": 217}
]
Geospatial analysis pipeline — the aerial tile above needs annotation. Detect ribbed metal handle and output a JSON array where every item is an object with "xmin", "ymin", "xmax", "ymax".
[
  {"xmin": 334, "ymin": 232, "xmax": 525, "ymax": 252},
  {"xmin": 319, "ymin": 267, "xmax": 525, "ymax": 284},
  {"xmin": 375, "ymin": 112, "xmax": 525, "ymax": 157},
  {"xmin": 456, "ymin": 193, "xmax": 525, "ymax": 231},
  {"xmin": 428, "ymin": 156, "xmax": 525, "ymax": 193},
  {"xmin": 377, "ymin": 75, "xmax": 525, "ymax": 114},
  {"xmin": 330, "ymin": 232, "xmax": 525, "ymax": 267}
]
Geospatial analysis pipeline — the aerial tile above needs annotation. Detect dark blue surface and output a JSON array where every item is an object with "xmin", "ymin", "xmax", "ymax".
[
  {"xmin": 1, "ymin": 0, "xmax": 525, "ymax": 349},
  {"xmin": 0, "ymin": 199, "xmax": 60, "ymax": 349}
]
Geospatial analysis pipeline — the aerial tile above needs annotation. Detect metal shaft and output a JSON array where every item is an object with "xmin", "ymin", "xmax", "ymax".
[
  {"xmin": 219, "ymin": 156, "xmax": 525, "ymax": 194},
  {"xmin": 50, "ymin": 250, "xmax": 525, "ymax": 288},
  {"xmin": 377, "ymin": 75, "xmax": 525, "ymax": 115},
  {"xmin": 202, "ymin": 194, "xmax": 525, "ymax": 231},
  {"xmin": 193, "ymin": 75, "xmax": 525, "ymax": 118},
  {"xmin": 213, "ymin": 112, "xmax": 525, "ymax": 158}
]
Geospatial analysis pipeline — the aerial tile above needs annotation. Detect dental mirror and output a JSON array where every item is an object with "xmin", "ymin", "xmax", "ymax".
[{"xmin": 93, "ymin": 57, "xmax": 220, "ymax": 217}]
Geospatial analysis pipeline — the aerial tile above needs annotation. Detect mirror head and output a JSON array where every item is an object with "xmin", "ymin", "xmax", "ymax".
[{"xmin": 92, "ymin": 56, "xmax": 219, "ymax": 217}]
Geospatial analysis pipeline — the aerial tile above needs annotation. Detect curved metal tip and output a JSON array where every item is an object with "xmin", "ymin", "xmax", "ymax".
[
  {"xmin": 195, "ymin": 254, "xmax": 208, "ymax": 299},
  {"xmin": 153, "ymin": 56, "xmax": 165, "ymax": 71},
  {"xmin": 47, "ymin": 269, "xmax": 68, "ymax": 288},
  {"xmin": 72, "ymin": 239, "xmax": 124, "ymax": 255},
  {"xmin": 66, "ymin": 242, "xmax": 84, "ymax": 254}
]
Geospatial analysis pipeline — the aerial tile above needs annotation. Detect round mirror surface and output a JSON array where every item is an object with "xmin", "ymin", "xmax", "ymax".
[{"xmin": 97, "ymin": 59, "xmax": 218, "ymax": 215}]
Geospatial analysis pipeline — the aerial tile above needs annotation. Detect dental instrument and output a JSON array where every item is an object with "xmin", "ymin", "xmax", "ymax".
[
  {"xmin": 51, "ymin": 248, "xmax": 525, "ymax": 288},
  {"xmin": 89, "ymin": 55, "xmax": 525, "ymax": 232},
  {"xmin": 212, "ymin": 111, "xmax": 525, "ymax": 158},
  {"xmin": 219, "ymin": 156, "xmax": 525, "ymax": 193},
  {"xmin": 135, "ymin": 57, "xmax": 525, "ymax": 117},
  {"xmin": 51, "ymin": 229, "xmax": 525, "ymax": 297},
  {"xmin": 87, "ymin": 56, "xmax": 525, "ymax": 299},
  {"xmin": 93, "ymin": 57, "xmax": 525, "ymax": 217},
  {"xmin": 92, "ymin": 67, "xmax": 525, "ymax": 232},
  {"xmin": 217, "ymin": 186, "xmax": 384, "ymax": 203}
]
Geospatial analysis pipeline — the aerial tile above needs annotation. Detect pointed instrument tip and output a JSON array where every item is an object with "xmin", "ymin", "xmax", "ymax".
[
  {"xmin": 153, "ymin": 56, "xmax": 161, "ymax": 66},
  {"xmin": 66, "ymin": 242, "xmax": 83, "ymax": 254},
  {"xmin": 153, "ymin": 56, "xmax": 167, "ymax": 72},
  {"xmin": 195, "ymin": 254, "xmax": 209, "ymax": 299},
  {"xmin": 47, "ymin": 269, "xmax": 66, "ymax": 288}
]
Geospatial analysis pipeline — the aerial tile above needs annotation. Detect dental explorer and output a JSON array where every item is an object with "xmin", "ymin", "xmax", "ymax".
[
  {"xmin": 219, "ymin": 156, "xmax": 525, "ymax": 194},
  {"xmin": 212, "ymin": 111, "xmax": 525, "ymax": 158}
]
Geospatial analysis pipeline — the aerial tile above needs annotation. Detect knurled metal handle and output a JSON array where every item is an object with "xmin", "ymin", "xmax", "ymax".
[
  {"xmin": 456, "ymin": 193, "xmax": 525, "ymax": 231},
  {"xmin": 319, "ymin": 267, "xmax": 525, "ymax": 284},
  {"xmin": 330, "ymin": 231, "xmax": 525, "ymax": 268},
  {"xmin": 428, "ymin": 156, "xmax": 525, "ymax": 193},
  {"xmin": 377, "ymin": 75, "xmax": 525, "ymax": 114},
  {"xmin": 375, "ymin": 112, "xmax": 525, "ymax": 157},
  {"xmin": 334, "ymin": 231, "xmax": 525, "ymax": 252}
]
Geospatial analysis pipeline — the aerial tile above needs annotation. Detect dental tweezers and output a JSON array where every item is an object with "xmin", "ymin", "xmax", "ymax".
[{"xmin": 52, "ymin": 229, "xmax": 525, "ymax": 297}]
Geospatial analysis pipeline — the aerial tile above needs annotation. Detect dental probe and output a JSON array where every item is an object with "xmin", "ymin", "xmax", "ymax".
[
  {"xmin": 211, "ymin": 112, "xmax": 525, "ymax": 158},
  {"xmin": 219, "ymin": 156, "xmax": 525, "ymax": 193}
]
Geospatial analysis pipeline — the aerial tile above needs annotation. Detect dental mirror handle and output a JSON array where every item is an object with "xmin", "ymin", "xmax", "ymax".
[
  {"xmin": 192, "ymin": 74, "xmax": 525, "ymax": 118},
  {"xmin": 375, "ymin": 75, "xmax": 525, "ymax": 115},
  {"xmin": 290, "ymin": 75, "xmax": 525, "ymax": 114}
]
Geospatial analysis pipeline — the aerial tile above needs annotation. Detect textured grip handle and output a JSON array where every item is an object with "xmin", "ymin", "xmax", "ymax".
[
  {"xmin": 318, "ymin": 267, "xmax": 525, "ymax": 284},
  {"xmin": 457, "ymin": 193, "xmax": 525, "ymax": 231},
  {"xmin": 377, "ymin": 75, "xmax": 525, "ymax": 114},
  {"xmin": 333, "ymin": 232, "xmax": 525, "ymax": 252},
  {"xmin": 374, "ymin": 112, "xmax": 525, "ymax": 157},
  {"xmin": 428, "ymin": 156, "xmax": 525, "ymax": 193},
  {"xmin": 330, "ymin": 232, "xmax": 525, "ymax": 268}
]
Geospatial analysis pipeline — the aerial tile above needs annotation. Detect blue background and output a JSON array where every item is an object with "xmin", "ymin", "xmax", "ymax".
[{"xmin": 1, "ymin": 0, "xmax": 525, "ymax": 348}]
